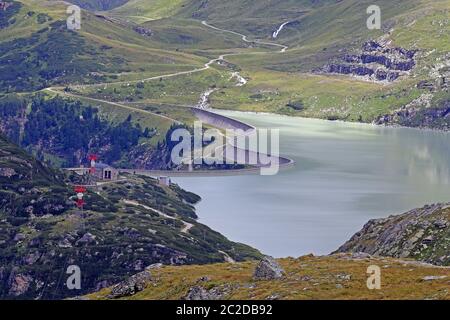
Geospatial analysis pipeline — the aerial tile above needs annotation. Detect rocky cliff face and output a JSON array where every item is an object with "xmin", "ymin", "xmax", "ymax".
[
  {"xmin": 372, "ymin": 50, "xmax": 450, "ymax": 130},
  {"xmin": 320, "ymin": 40, "xmax": 417, "ymax": 83},
  {"xmin": 335, "ymin": 203, "xmax": 450, "ymax": 266}
]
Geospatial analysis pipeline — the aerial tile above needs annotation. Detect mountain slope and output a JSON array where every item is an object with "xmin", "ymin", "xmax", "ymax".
[
  {"xmin": 101, "ymin": 0, "xmax": 450, "ymax": 129},
  {"xmin": 0, "ymin": 134, "xmax": 261, "ymax": 299},
  {"xmin": 0, "ymin": 0, "xmax": 208, "ymax": 91},
  {"xmin": 0, "ymin": 94, "xmax": 169, "ymax": 168},
  {"xmin": 177, "ymin": 0, "xmax": 421, "ymax": 47},
  {"xmin": 0, "ymin": 133, "xmax": 72, "ymax": 224}
]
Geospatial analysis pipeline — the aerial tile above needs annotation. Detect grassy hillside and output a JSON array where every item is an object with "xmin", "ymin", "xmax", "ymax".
[
  {"xmin": 0, "ymin": 0, "xmax": 209, "ymax": 91},
  {"xmin": 178, "ymin": 0, "xmax": 421, "ymax": 45},
  {"xmin": 0, "ymin": 0, "xmax": 210, "ymax": 152},
  {"xmin": 67, "ymin": 0, "xmax": 129, "ymax": 11},
  {"xmin": 88, "ymin": 254, "xmax": 450, "ymax": 300},
  {"xmin": 110, "ymin": 0, "xmax": 187, "ymax": 23}
]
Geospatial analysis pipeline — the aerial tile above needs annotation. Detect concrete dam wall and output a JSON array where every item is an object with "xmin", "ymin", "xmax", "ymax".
[{"xmin": 191, "ymin": 108, "xmax": 255, "ymax": 131}]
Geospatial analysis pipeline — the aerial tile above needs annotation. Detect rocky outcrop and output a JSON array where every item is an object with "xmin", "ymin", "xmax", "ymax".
[
  {"xmin": 320, "ymin": 40, "xmax": 416, "ymax": 83},
  {"xmin": 107, "ymin": 270, "xmax": 152, "ymax": 299},
  {"xmin": 373, "ymin": 51, "xmax": 450, "ymax": 130},
  {"xmin": 183, "ymin": 276, "xmax": 235, "ymax": 300},
  {"xmin": 183, "ymin": 285, "xmax": 224, "ymax": 300},
  {"xmin": 133, "ymin": 26, "xmax": 153, "ymax": 37},
  {"xmin": 336, "ymin": 203, "xmax": 450, "ymax": 266},
  {"xmin": 253, "ymin": 256, "xmax": 285, "ymax": 280},
  {"xmin": 375, "ymin": 96, "xmax": 450, "ymax": 130}
]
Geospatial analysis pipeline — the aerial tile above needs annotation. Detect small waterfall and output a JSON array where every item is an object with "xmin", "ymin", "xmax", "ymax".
[
  {"xmin": 197, "ymin": 88, "xmax": 218, "ymax": 109},
  {"xmin": 272, "ymin": 21, "xmax": 291, "ymax": 39},
  {"xmin": 230, "ymin": 72, "xmax": 248, "ymax": 86}
]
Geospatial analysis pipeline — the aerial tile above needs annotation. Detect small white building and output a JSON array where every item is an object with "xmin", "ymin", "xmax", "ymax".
[
  {"xmin": 158, "ymin": 176, "xmax": 171, "ymax": 186},
  {"xmin": 94, "ymin": 163, "xmax": 119, "ymax": 181}
]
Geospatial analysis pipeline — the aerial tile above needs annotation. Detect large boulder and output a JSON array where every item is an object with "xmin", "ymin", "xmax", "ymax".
[
  {"xmin": 107, "ymin": 270, "xmax": 152, "ymax": 299},
  {"xmin": 253, "ymin": 256, "xmax": 284, "ymax": 280}
]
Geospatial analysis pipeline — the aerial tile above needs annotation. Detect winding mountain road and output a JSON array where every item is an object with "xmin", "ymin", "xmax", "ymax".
[
  {"xmin": 45, "ymin": 19, "xmax": 290, "ymax": 127},
  {"xmin": 201, "ymin": 21, "xmax": 289, "ymax": 53}
]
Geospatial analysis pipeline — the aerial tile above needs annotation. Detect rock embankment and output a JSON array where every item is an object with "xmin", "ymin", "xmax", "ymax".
[
  {"xmin": 374, "ymin": 96, "xmax": 450, "ymax": 131},
  {"xmin": 335, "ymin": 203, "xmax": 450, "ymax": 266},
  {"xmin": 320, "ymin": 40, "xmax": 417, "ymax": 83}
]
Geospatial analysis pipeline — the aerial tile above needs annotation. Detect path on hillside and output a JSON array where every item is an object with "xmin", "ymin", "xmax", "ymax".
[
  {"xmin": 201, "ymin": 21, "xmax": 289, "ymax": 53},
  {"xmin": 70, "ymin": 55, "xmax": 221, "ymax": 89},
  {"xmin": 123, "ymin": 200, "xmax": 194, "ymax": 234},
  {"xmin": 44, "ymin": 87, "xmax": 181, "ymax": 124}
]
